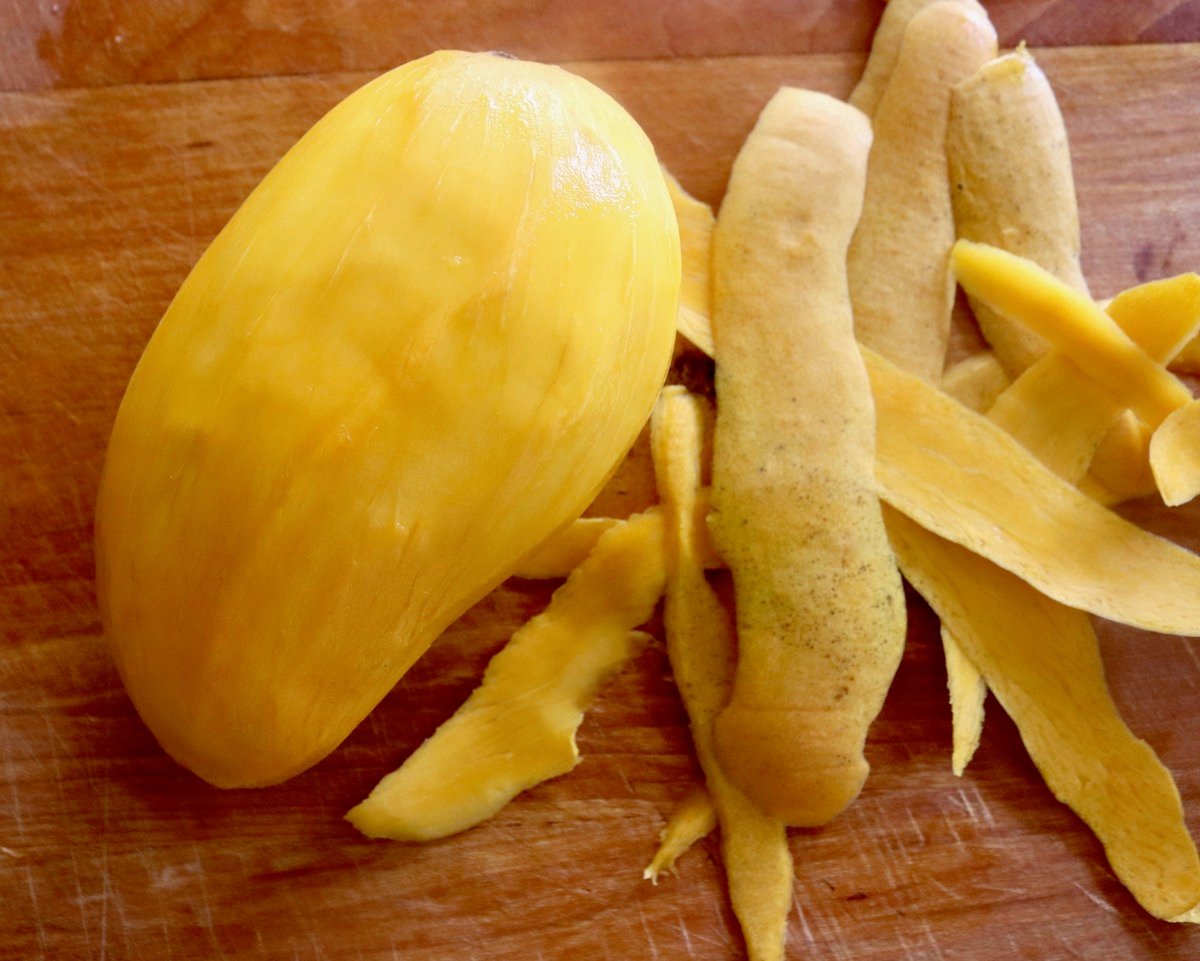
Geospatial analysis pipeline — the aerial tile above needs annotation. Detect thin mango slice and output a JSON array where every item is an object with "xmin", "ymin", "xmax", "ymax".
[
  {"xmin": 1086, "ymin": 285, "xmax": 1174, "ymax": 502},
  {"xmin": 710, "ymin": 88, "xmax": 906, "ymax": 827},
  {"xmin": 644, "ymin": 788, "xmax": 718, "ymax": 883},
  {"xmin": 952, "ymin": 241, "xmax": 1193, "ymax": 430},
  {"xmin": 1151, "ymin": 400, "xmax": 1200, "ymax": 506},
  {"xmin": 1170, "ymin": 336, "xmax": 1200, "ymax": 376},
  {"xmin": 517, "ymin": 493, "xmax": 719, "ymax": 580},
  {"xmin": 987, "ymin": 273, "xmax": 1200, "ymax": 490},
  {"xmin": 941, "ymin": 352, "xmax": 1010, "ymax": 412},
  {"xmin": 1106, "ymin": 273, "xmax": 1200, "ymax": 362},
  {"xmin": 664, "ymin": 168, "xmax": 716, "ymax": 357},
  {"xmin": 651, "ymin": 386, "xmax": 792, "ymax": 961},
  {"xmin": 935, "ymin": 352, "xmax": 998, "ymax": 769},
  {"xmin": 513, "ymin": 517, "xmax": 621, "ymax": 579},
  {"xmin": 1126, "ymin": 275, "xmax": 1200, "ymax": 506},
  {"xmin": 947, "ymin": 46, "xmax": 1088, "ymax": 376},
  {"xmin": 941, "ymin": 627, "xmax": 986, "ymax": 776},
  {"xmin": 849, "ymin": 0, "xmax": 987, "ymax": 117},
  {"xmin": 988, "ymin": 358, "xmax": 1118, "ymax": 483},
  {"xmin": 865, "ymin": 346, "xmax": 1200, "ymax": 635},
  {"xmin": 1085, "ymin": 415, "xmax": 1156, "ymax": 505},
  {"xmin": 847, "ymin": 1, "xmax": 997, "ymax": 381},
  {"xmin": 885, "ymin": 507, "xmax": 1200, "ymax": 922},
  {"xmin": 346, "ymin": 511, "xmax": 665, "ymax": 841}
]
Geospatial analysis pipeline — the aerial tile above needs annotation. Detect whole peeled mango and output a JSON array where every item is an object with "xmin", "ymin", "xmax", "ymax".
[{"xmin": 94, "ymin": 51, "xmax": 680, "ymax": 788}]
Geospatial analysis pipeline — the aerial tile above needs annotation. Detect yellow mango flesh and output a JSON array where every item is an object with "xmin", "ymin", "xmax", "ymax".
[
  {"xmin": 512, "ymin": 517, "xmax": 622, "ymax": 580},
  {"xmin": 94, "ymin": 51, "xmax": 680, "ymax": 788},
  {"xmin": 644, "ymin": 788, "xmax": 718, "ymax": 883},
  {"xmin": 1151, "ymin": 400, "xmax": 1200, "ymax": 507},
  {"xmin": 662, "ymin": 169, "xmax": 716, "ymax": 357},
  {"xmin": 952, "ymin": 240, "xmax": 1192, "ymax": 428},
  {"xmin": 347, "ymin": 512, "xmax": 665, "ymax": 841},
  {"xmin": 940, "ymin": 351, "xmax": 1009, "ymax": 412}
]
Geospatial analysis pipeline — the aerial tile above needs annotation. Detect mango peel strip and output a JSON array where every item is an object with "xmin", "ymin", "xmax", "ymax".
[
  {"xmin": 347, "ymin": 511, "xmax": 665, "ymax": 841},
  {"xmin": 651, "ymin": 385, "xmax": 792, "ymax": 961},
  {"xmin": 867, "ymin": 345, "xmax": 1200, "ymax": 636},
  {"xmin": 952, "ymin": 240, "xmax": 1193, "ymax": 430},
  {"xmin": 709, "ymin": 87, "xmax": 906, "ymax": 828},
  {"xmin": 886, "ymin": 507, "xmax": 1200, "ymax": 922}
]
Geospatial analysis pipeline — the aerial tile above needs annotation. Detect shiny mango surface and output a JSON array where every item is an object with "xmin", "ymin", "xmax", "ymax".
[{"xmin": 95, "ymin": 51, "xmax": 679, "ymax": 788}]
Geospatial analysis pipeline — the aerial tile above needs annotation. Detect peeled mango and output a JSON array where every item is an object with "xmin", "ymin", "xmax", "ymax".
[{"xmin": 94, "ymin": 50, "xmax": 680, "ymax": 789}]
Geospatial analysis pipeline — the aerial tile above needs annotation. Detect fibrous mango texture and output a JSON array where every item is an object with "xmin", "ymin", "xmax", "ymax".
[
  {"xmin": 95, "ymin": 50, "xmax": 680, "ymax": 788},
  {"xmin": 346, "ymin": 510, "xmax": 665, "ymax": 841}
]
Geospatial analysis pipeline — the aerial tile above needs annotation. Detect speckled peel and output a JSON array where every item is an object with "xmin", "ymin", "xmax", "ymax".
[{"xmin": 709, "ymin": 87, "xmax": 906, "ymax": 828}]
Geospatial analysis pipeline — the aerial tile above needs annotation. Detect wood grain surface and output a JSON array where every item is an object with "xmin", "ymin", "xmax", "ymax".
[
  {"xmin": 4, "ymin": 3, "xmax": 1200, "ymax": 959},
  {"xmin": 3, "ymin": 0, "xmax": 1200, "ymax": 92}
]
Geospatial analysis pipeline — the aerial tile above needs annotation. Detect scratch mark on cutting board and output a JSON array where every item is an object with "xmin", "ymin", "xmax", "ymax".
[
  {"xmin": 135, "ymin": 848, "xmax": 176, "ymax": 961},
  {"xmin": 905, "ymin": 806, "xmax": 927, "ymax": 847},
  {"xmin": 1, "ymin": 726, "xmax": 27, "ymax": 840},
  {"xmin": 25, "ymin": 864, "xmax": 49, "ymax": 955},
  {"xmin": 152, "ymin": 858, "xmax": 201, "ymax": 892},
  {"xmin": 925, "ymin": 875, "xmax": 967, "ymax": 902},
  {"xmin": 857, "ymin": 837, "xmax": 901, "ymax": 891},
  {"xmin": 636, "ymin": 899, "xmax": 661, "ymax": 961},
  {"xmin": 674, "ymin": 906, "xmax": 696, "ymax": 955},
  {"xmin": 618, "ymin": 768, "xmax": 637, "ymax": 799},
  {"xmin": 98, "ymin": 843, "xmax": 110, "ymax": 961},
  {"xmin": 949, "ymin": 785, "xmax": 995, "ymax": 828},
  {"xmin": 191, "ymin": 843, "xmax": 230, "ymax": 961},
  {"xmin": 914, "ymin": 918, "xmax": 947, "ymax": 960},
  {"xmin": 36, "ymin": 134, "xmax": 90, "ymax": 185},
  {"xmin": 67, "ymin": 847, "xmax": 93, "ymax": 956},
  {"xmin": 817, "ymin": 904, "xmax": 854, "ymax": 961},
  {"xmin": 1073, "ymin": 881, "xmax": 1118, "ymax": 915},
  {"xmin": 42, "ymin": 715, "xmax": 69, "ymax": 804},
  {"xmin": 792, "ymin": 898, "xmax": 818, "ymax": 948},
  {"xmin": 1179, "ymin": 637, "xmax": 1200, "ymax": 689},
  {"xmin": 86, "ymin": 841, "xmax": 136, "ymax": 961},
  {"xmin": 1053, "ymin": 930, "xmax": 1092, "ymax": 960},
  {"xmin": 940, "ymin": 810, "xmax": 964, "ymax": 846},
  {"xmin": 52, "ymin": 397, "xmax": 82, "ymax": 426}
]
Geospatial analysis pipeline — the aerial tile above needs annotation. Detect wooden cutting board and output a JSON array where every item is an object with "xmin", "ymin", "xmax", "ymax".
[{"xmin": 4, "ymin": 4, "xmax": 1200, "ymax": 958}]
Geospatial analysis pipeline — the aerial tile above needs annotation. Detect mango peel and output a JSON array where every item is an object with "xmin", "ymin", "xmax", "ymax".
[{"xmin": 708, "ymin": 88, "xmax": 906, "ymax": 828}]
